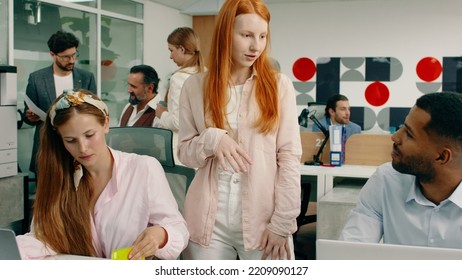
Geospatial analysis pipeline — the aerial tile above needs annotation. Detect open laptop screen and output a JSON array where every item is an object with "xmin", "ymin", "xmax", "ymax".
[
  {"xmin": 317, "ymin": 239, "xmax": 462, "ymax": 260},
  {"xmin": 0, "ymin": 228, "xmax": 21, "ymax": 260}
]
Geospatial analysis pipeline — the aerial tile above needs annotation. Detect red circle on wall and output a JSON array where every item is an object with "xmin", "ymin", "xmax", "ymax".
[
  {"xmin": 365, "ymin": 82, "xmax": 389, "ymax": 106},
  {"xmin": 416, "ymin": 57, "xmax": 442, "ymax": 82},
  {"xmin": 292, "ymin": 57, "xmax": 316, "ymax": 82}
]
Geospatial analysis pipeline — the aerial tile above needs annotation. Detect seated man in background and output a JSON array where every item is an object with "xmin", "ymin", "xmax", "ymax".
[
  {"xmin": 312, "ymin": 94, "xmax": 361, "ymax": 139},
  {"xmin": 114, "ymin": 65, "xmax": 162, "ymax": 156},
  {"xmin": 118, "ymin": 64, "xmax": 160, "ymax": 127},
  {"xmin": 340, "ymin": 92, "xmax": 462, "ymax": 249}
]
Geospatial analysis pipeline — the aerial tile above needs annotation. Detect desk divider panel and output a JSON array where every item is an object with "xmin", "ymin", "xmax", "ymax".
[
  {"xmin": 300, "ymin": 132, "xmax": 393, "ymax": 166},
  {"xmin": 344, "ymin": 134, "xmax": 393, "ymax": 166},
  {"xmin": 300, "ymin": 132, "xmax": 330, "ymax": 164}
]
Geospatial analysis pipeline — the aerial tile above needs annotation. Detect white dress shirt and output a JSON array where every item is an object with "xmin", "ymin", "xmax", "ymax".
[{"xmin": 340, "ymin": 162, "xmax": 462, "ymax": 249}]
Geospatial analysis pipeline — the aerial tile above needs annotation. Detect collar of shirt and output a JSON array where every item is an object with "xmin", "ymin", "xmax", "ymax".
[{"xmin": 406, "ymin": 178, "xmax": 462, "ymax": 209}]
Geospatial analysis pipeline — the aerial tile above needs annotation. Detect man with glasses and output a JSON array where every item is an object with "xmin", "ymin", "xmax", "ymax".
[{"xmin": 24, "ymin": 30, "xmax": 96, "ymax": 175}]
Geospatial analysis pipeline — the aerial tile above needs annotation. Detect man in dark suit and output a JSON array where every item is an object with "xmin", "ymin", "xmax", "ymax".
[{"xmin": 24, "ymin": 30, "xmax": 96, "ymax": 174}]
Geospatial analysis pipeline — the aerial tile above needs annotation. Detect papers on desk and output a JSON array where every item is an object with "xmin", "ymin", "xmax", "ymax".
[
  {"xmin": 24, "ymin": 94, "xmax": 47, "ymax": 121},
  {"xmin": 329, "ymin": 125, "xmax": 346, "ymax": 166}
]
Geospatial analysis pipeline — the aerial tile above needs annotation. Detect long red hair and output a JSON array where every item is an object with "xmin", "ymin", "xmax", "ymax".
[{"xmin": 204, "ymin": 0, "xmax": 279, "ymax": 134}]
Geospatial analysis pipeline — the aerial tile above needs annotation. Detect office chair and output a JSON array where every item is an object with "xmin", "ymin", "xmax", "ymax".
[
  {"xmin": 106, "ymin": 126, "xmax": 174, "ymax": 167},
  {"xmin": 106, "ymin": 127, "xmax": 195, "ymax": 214},
  {"xmin": 293, "ymin": 181, "xmax": 317, "ymax": 239},
  {"xmin": 295, "ymin": 102, "xmax": 324, "ymax": 239}
]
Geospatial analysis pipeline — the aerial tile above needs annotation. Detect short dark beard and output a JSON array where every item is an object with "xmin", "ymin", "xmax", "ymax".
[
  {"xmin": 56, "ymin": 60, "xmax": 73, "ymax": 72},
  {"xmin": 128, "ymin": 93, "xmax": 140, "ymax": 105},
  {"xmin": 392, "ymin": 157, "xmax": 435, "ymax": 182}
]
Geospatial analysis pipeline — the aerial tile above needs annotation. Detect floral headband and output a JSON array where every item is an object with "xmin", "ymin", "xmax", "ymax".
[
  {"xmin": 50, "ymin": 89, "xmax": 109, "ymax": 126},
  {"xmin": 49, "ymin": 90, "xmax": 109, "ymax": 191}
]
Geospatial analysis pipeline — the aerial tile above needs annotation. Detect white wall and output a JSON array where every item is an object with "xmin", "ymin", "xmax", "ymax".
[
  {"xmin": 267, "ymin": 0, "xmax": 462, "ymax": 116},
  {"xmin": 143, "ymin": 2, "xmax": 192, "ymax": 97},
  {"xmin": 144, "ymin": 0, "xmax": 462, "ymax": 130}
]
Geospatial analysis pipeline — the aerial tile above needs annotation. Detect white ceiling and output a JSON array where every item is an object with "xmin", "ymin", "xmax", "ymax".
[{"xmin": 148, "ymin": 0, "xmax": 351, "ymax": 15}]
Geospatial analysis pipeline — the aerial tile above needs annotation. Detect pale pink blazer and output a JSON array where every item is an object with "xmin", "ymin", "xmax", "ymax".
[{"xmin": 178, "ymin": 72, "xmax": 302, "ymax": 250}]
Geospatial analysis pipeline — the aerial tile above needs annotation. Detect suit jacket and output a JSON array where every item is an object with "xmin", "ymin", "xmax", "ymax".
[{"xmin": 24, "ymin": 65, "xmax": 97, "ymax": 172}]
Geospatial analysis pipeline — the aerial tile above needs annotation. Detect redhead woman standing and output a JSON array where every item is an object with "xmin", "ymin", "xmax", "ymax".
[{"xmin": 178, "ymin": 0, "xmax": 302, "ymax": 260}]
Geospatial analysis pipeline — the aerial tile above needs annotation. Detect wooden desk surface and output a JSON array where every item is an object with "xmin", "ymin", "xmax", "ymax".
[{"xmin": 300, "ymin": 132, "xmax": 392, "ymax": 166}]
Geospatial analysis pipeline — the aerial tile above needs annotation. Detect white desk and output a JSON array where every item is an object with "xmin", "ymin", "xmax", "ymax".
[
  {"xmin": 300, "ymin": 164, "xmax": 378, "ymax": 200},
  {"xmin": 300, "ymin": 164, "xmax": 379, "ymax": 239},
  {"xmin": 44, "ymin": 254, "xmax": 106, "ymax": 260},
  {"xmin": 299, "ymin": 165, "xmax": 326, "ymax": 200}
]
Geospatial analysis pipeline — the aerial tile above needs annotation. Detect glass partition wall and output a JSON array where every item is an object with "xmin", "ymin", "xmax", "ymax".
[
  {"xmin": 10, "ymin": 0, "xmax": 144, "ymax": 175},
  {"xmin": 0, "ymin": 0, "xmax": 8, "ymax": 64}
]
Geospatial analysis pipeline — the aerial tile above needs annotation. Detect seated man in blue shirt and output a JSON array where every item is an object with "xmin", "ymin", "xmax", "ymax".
[
  {"xmin": 340, "ymin": 92, "xmax": 462, "ymax": 249},
  {"xmin": 312, "ymin": 94, "xmax": 361, "ymax": 139}
]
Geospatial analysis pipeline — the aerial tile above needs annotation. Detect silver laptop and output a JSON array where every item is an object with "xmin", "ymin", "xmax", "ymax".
[
  {"xmin": 316, "ymin": 239, "xmax": 462, "ymax": 260},
  {"xmin": 0, "ymin": 228, "xmax": 21, "ymax": 260}
]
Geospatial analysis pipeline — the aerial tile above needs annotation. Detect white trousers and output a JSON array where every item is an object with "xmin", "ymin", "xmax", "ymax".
[{"xmin": 184, "ymin": 170, "xmax": 294, "ymax": 260}]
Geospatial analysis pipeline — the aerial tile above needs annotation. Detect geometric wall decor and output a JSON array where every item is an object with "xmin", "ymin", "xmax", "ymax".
[
  {"xmin": 442, "ymin": 57, "xmax": 462, "ymax": 93},
  {"xmin": 365, "ymin": 81, "xmax": 390, "ymax": 106},
  {"xmin": 415, "ymin": 56, "xmax": 462, "ymax": 94},
  {"xmin": 416, "ymin": 82, "xmax": 441, "ymax": 94},
  {"xmin": 390, "ymin": 57, "xmax": 404, "ymax": 81},
  {"xmin": 291, "ymin": 56, "xmax": 461, "ymax": 131},
  {"xmin": 365, "ymin": 57, "xmax": 391, "ymax": 82},
  {"xmin": 341, "ymin": 57, "xmax": 365, "ymax": 81},
  {"xmin": 293, "ymin": 81, "xmax": 316, "ymax": 94},
  {"xmin": 296, "ymin": 92, "xmax": 315, "ymax": 108},
  {"xmin": 292, "ymin": 56, "xmax": 405, "ymax": 107},
  {"xmin": 292, "ymin": 57, "xmax": 316, "ymax": 82},
  {"xmin": 416, "ymin": 56, "xmax": 442, "ymax": 82},
  {"xmin": 315, "ymin": 57, "xmax": 340, "ymax": 103},
  {"xmin": 350, "ymin": 106, "xmax": 376, "ymax": 130},
  {"xmin": 377, "ymin": 107, "xmax": 411, "ymax": 131}
]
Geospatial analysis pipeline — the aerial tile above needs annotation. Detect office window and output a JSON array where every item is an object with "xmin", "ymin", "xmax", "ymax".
[
  {"xmin": 14, "ymin": 1, "xmax": 97, "ymax": 102},
  {"xmin": 0, "ymin": 0, "xmax": 7, "ymax": 64},
  {"xmin": 102, "ymin": 0, "xmax": 143, "ymax": 19},
  {"xmin": 61, "ymin": 0, "xmax": 97, "ymax": 8},
  {"xmin": 101, "ymin": 15, "xmax": 143, "ymax": 125},
  {"xmin": 13, "ymin": 0, "xmax": 144, "ymax": 174}
]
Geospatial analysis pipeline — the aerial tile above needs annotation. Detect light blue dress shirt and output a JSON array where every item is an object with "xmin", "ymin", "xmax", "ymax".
[
  {"xmin": 340, "ymin": 162, "xmax": 462, "ymax": 249},
  {"xmin": 312, "ymin": 117, "xmax": 361, "ymax": 139}
]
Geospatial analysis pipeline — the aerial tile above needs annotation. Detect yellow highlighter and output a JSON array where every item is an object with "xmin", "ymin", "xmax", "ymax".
[{"xmin": 111, "ymin": 247, "xmax": 132, "ymax": 260}]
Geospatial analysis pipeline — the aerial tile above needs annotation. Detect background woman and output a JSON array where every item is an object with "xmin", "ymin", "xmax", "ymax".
[{"xmin": 155, "ymin": 27, "xmax": 205, "ymax": 165}]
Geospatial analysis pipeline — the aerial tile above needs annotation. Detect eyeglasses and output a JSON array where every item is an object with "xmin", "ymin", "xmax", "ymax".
[{"xmin": 55, "ymin": 51, "xmax": 80, "ymax": 61}]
